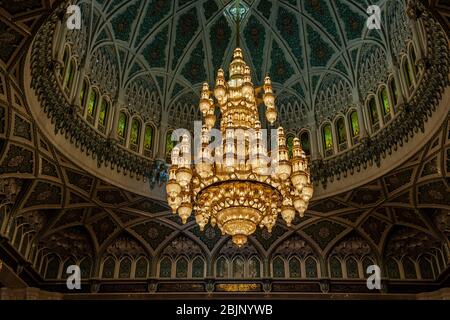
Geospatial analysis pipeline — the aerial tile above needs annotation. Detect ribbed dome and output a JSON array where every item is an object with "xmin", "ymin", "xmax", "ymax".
[{"xmin": 71, "ymin": 0, "xmax": 411, "ymax": 128}]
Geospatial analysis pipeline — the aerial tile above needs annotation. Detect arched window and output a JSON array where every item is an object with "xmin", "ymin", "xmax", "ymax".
[
  {"xmin": 322, "ymin": 123, "xmax": 333, "ymax": 157},
  {"xmin": 130, "ymin": 118, "xmax": 141, "ymax": 152},
  {"xmin": 119, "ymin": 257, "xmax": 132, "ymax": 278},
  {"xmin": 289, "ymin": 257, "xmax": 301, "ymax": 278},
  {"xmin": 192, "ymin": 257, "xmax": 205, "ymax": 278},
  {"xmin": 87, "ymin": 88, "xmax": 99, "ymax": 125},
  {"xmin": 98, "ymin": 98, "xmax": 109, "ymax": 134},
  {"xmin": 135, "ymin": 257, "xmax": 148, "ymax": 278},
  {"xmin": 346, "ymin": 257, "xmax": 359, "ymax": 278},
  {"xmin": 386, "ymin": 258, "xmax": 400, "ymax": 279},
  {"xmin": 300, "ymin": 131, "xmax": 311, "ymax": 156},
  {"xmin": 305, "ymin": 257, "xmax": 318, "ymax": 278},
  {"xmin": 80, "ymin": 257, "xmax": 92, "ymax": 279},
  {"xmin": 64, "ymin": 58, "xmax": 75, "ymax": 91},
  {"xmin": 176, "ymin": 257, "xmax": 188, "ymax": 278},
  {"xmin": 248, "ymin": 257, "xmax": 261, "ymax": 278},
  {"xmin": 272, "ymin": 257, "xmax": 285, "ymax": 278},
  {"xmin": 336, "ymin": 117, "xmax": 347, "ymax": 151},
  {"xmin": 410, "ymin": 45, "xmax": 418, "ymax": 74},
  {"xmin": 165, "ymin": 130, "xmax": 175, "ymax": 163},
  {"xmin": 159, "ymin": 257, "xmax": 172, "ymax": 278},
  {"xmin": 330, "ymin": 256, "xmax": 343, "ymax": 278},
  {"xmin": 45, "ymin": 255, "xmax": 60, "ymax": 279},
  {"xmin": 102, "ymin": 256, "xmax": 116, "ymax": 279},
  {"xmin": 389, "ymin": 78, "xmax": 398, "ymax": 108},
  {"xmin": 232, "ymin": 256, "xmax": 245, "ymax": 278},
  {"xmin": 368, "ymin": 96, "xmax": 379, "ymax": 131},
  {"xmin": 61, "ymin": 48, "xmax": 69, "ymax": 77},
  {"xmin": 143, "ymin": 125, "xmax": 154, "ymax": 157},
  {"xmin": 62, "ymin": 258, "xmax": 76, "ymax": 279},
  {"xmin": 403, "ymin": 258, "xmax": 417, "ymax": 279},
  {"xmin": 216, "ymin": 256, "xmax": 228, "ymax": 278},
  {"xmin": 286, "ymin": 134, "xmax": 295, "ymax": 158},
  {"xmin": 80, "ymin": 79, "xmax": 89, "ymax": 108},
  {"xmin": 349, "ymin": 111, "xmax": 359, "ymax": 142},
  {"xmin": 403, "ymin": 58, "xmax": 414, "ymax": 92},
  {"xmin": 362, "ymin": 257, "xmax": 374, "ymax": 275},
  {"xmin": 379, "ymin": 86, "xmax": 391, "ymax": 118},
  {"xmin": 117, "ymin": 112, "xmax": 128, "ymax": 145},
  {"xmin": 418, "ymin": 256, "xmax": 434, "ymax": 279}
]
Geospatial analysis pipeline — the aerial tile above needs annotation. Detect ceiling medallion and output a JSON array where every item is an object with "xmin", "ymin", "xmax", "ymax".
[{"xmin": 166, "ymin": 2, "xmax": 312, "ymax": 247}]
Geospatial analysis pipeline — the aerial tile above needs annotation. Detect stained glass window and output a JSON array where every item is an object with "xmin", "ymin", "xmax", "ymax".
[
  {"xmin": 286, "ymin": 135, "xmax": 294, "ymax": 158},
  {"xmin": 322, "ymin": 124, "xmax": 333, "ymax": 151},
  {"xmin": 176, "ymin": 257, "xmax": 188, "ymax": 278},
  {"xmin": 305, "ymin": 257, "xmax": 318, "ymax": 278},
  {"xmin": 166, "ymin": 130, "xmax": 175, "ymax": 161},
  {"xmin": 386, "ymin": 258, "xmax": 400, "ymax": 279},
  {"xmin": 349, "ymin": 111, "xmax": 359, "ymax": 137},
  {"xmin": 233, "ymin": 257, "xmax": 245, "ymax": 278},
  {"xmin": 159, "ymin": 257, "xmax": 172, "ymax": 278},
  {"xmin": 330, "ymin": 256, "xmax": 343, "ymax": 278},
  {"xmin": 80, "ymin": 80, "xmax": 88, "ymax": 107},
  {"xmin": 410, "ymin": 46, "xmax": 417, "ymax": 73},
  {"xmin": 368, "ymin": 97, "xmax": 379, "ymax": 125},
  {"xmin": 403, "ymin": 258, "xmax": 417, "ymax": 279},
  {"xmin": 64, "ymin": 59, "xmax": 74, "ymax": 89},
  {"xmin": 216, "ymin": 256, "xmax": 228, "ymax": 278},
  {"xmin": 117, "ymin": 112, "xmax": 128, "ymax": 140},
  {"xmin": 98, "ymin": 99, "xmax": 109, "ymax": 127},
  {"xmin": 380, "ymin": 87, "xmax": 390, "ymax": 115},
  {"xmin": 273, "ymin": 257, "xmax": 285, "ymax": 278},
  {"xmin": 45, "ymin": 256, "xmax": 60, "ymax": 279},
  {"xmin": 419, "ymin": 256, "xmax": 433, "ymax": 279},
  {"xmin": 404, "ymin": 59, "xmax": 413, "ymax": 89},
  {"xmin": 130, "ymin": 119, "xmax": 141, "ymax": 147},
  {"xmin": 102, "ymin": 257, "xmax": 115, "ymax": 278},
  {"xmin": 248, "ymin": 257, "xmax": 261, "ymax": 278},
  {"xmin": 289, "ymin": 257, "xmax": 301, "ymax": 278},
  {"xmin": 300, "ymin": 131, "xmax": 311, "ymax": 155},
  {"xmin": 80, "ymin": 258, "xmax": 92, "ymax": 279},
  {"xmin": 390, "ymin": 78, "xmax": 398, "ymax": 106},
  {"xmin": 135, "ymin": 257, "xmax": 148, "ymax": 278},
  {"xmin": 87, "ymin": 89, "xmax": 98, "ymax": 118},
  {"xmin": 336, "ymin": 118, "xmax": 347, "ymax": 144},
  {"xmin": 62, "ymin": 48, "xmax": 69, "ymax": 77},
  {"xmin": 144, "ymin": 125, "xmax": 154, "ymax": 152},
  {"xmin": 119, "ymin": 258, "xmax": 132, "ymax": 278},
  {"xmin": 192, "ymin": 257, "xmax": 205, "ymax": 278},
  {"xmin": 346, "ymin": 257, "xmax": 359, "ymax": 278}
]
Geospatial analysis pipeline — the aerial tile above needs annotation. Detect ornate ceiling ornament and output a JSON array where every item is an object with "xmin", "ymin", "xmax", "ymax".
[{"xmin": 166, "ymin": 3, "xmax": 313, "ymax": 246}]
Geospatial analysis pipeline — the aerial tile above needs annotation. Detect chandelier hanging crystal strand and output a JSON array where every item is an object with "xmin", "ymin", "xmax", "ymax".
[{"xmin": 166, "ymin": 3, "xmax": 312, "ymax": 246}]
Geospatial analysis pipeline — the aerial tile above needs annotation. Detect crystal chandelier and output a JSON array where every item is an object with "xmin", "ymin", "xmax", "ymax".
[{"xmin": 166, "ymin": 5, "xmax": 312, "ymax": 247}]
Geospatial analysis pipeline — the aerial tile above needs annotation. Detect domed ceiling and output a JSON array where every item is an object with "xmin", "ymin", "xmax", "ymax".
[{"xmin": 73, "ymin": 0, "xmax": 403, "ymax": 127}]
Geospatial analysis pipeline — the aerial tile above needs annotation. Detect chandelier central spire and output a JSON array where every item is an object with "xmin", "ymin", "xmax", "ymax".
[{"xmin": 166, "ymin": 12, "xmax": 313, "ymax": 247}]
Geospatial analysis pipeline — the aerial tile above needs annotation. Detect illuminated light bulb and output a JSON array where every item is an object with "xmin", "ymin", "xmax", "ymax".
[
  {"xmin": 281, "ymin": 206, "xmax": 296, "ymax": 227},
  {"xmin": 293, "ymin": 196, "xmax": 307, "ymax": 216},
  {"xmin": 166, "ymin": 179, "xmax": 181, "ymax": 198},
  {"xmin": 178, "ymin": 202, "xmax": 193, "ymax": 224},
  {"xmin": 301, "ymin": 183, "xmax": 314, "ymax": 202},
  {"xmin": 276, "ymin": 160, "xmax": 292, "ymax": 181},
  {"xmin": 205, "ymin": 111, "xmax": 216, "ymax": 129},
  {"xmin": 168, "ymin": 196, "xmax": 182, "ymax": 213},
  {"xmin": 176, "ymin": 167, "xmax": 192, "ymax": 187},
  {"xmin": 265, "ymin": 107, "xmax": 277, "ymax": 124},
  {"xmin": 291, "ymin": 171, "xmax": 308, "ymax": 191}
]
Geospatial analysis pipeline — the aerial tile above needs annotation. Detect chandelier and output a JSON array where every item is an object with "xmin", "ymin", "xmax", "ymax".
[{"xmin": 166, "ymin": 8, "xmax": 312, "ymax": 246}]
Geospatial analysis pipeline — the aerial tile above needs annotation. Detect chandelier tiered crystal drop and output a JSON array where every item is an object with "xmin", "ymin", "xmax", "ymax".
[{"xmin": 166, "ymin": 47, "xmax": 313, "ymax": 247}]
